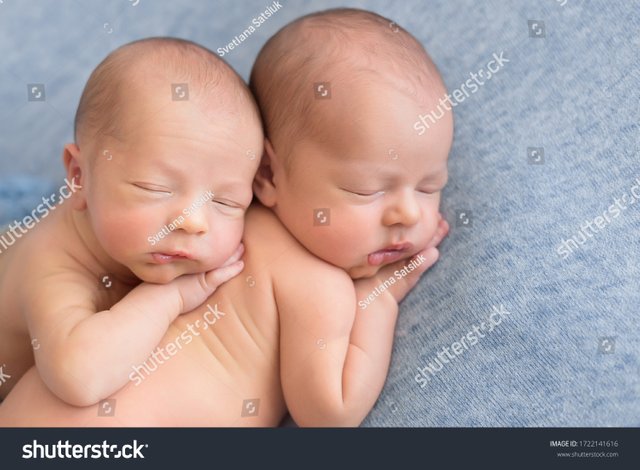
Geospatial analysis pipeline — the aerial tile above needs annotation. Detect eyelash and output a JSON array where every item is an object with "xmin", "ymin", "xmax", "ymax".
[
  {"xmin": 349, "ymin": 189, "xmax": 439, "ymax": 197},
  {"xmin": 351, "ymin": 190, "xmax": 383, "ymax": 197},
  {"xmin": 213, "ymin": 200, "xmax": 235, "ymax": 208},
  {"xmin": 133, "ymin": 183, "xmax": 171, "ymax": 194}
]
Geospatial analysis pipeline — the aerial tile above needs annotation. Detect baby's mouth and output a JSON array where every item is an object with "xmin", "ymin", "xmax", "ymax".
[
  {"xmin": 367, "ymin": 242, "xmax": 413, "ymax": 266},
  {"xmin": 150, "ymin": 251, "xmax": 192, "ymax": 264}
]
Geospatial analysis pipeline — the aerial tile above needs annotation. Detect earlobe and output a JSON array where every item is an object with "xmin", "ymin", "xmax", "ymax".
[
  {"xmin": 252, "ymin": 138, "xmax": 279, "ymax": 208},
  {"xmin": 62, "ymin": 143, "xmax": 87, "ymax": 210}
]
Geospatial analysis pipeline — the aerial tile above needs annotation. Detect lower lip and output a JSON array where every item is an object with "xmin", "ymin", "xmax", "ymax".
[
  {"xmin": 367, "ymin": 249, "xmax": 407, "ymax": 266},
  {"xmin": 151, "ymin": 253, "xmax": 188, "ymax": 264}
]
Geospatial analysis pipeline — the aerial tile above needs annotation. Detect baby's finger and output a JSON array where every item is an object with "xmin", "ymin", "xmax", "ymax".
[
  {"xmin": 388, "ymin": 247, "xmax": 439, "ymax": 300},
  {"xmin": 205, "ymin": 260, "xmax": 244, "ymax": 289},
  {"xmin": 221, "ymin": 243, "xmax": 245, "ymax": 267},
  {"xmin": 426, "ymin": 218, "xmax": 449, "ymax": 249}
]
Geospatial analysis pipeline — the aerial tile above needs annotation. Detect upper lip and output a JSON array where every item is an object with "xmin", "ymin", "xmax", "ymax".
[
  {"xmin": 154, "ymin": 250, "xmax": 193, "ymax": 259},
  {"xmin": 378, "ymin": 242, "xmax": 414, "ymax": 252}
]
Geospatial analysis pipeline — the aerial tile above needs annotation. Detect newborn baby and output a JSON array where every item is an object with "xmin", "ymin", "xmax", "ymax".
[
  {"xmin": 0, "ymin": 38, "xmax": 262, "ymax": 405},
  {"xmin": 0, "ymin": 9, "xmax": 452, "ymax": 426}
]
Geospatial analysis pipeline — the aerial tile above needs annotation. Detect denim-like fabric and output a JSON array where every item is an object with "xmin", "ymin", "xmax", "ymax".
[
  {"xmin": 1, "ymin": 0, "xmax": 638, "ymax": 426},
  {"xmin": 362, "ymin": 0, "xmax": 640, "ymax": 426}
]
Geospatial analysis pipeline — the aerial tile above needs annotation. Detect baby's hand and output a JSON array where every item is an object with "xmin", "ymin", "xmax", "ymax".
[
  {"xmin": 171, "ymin": 243, "xmax": 245, "ymax": 314},
  {"xmin": 355, "ymin": 214, "xmax": 449, "ymax": 307},
  {"xmin": 426, "ymin": 213, "xmax": 449, "ymax": 249}
]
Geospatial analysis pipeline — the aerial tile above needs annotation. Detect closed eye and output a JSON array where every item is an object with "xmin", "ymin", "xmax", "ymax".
[
  {"xmin": 133, "ymin": 183, "xmax": 172, "ymax": 195},
  {"xmin": 213, "ymin": 199, "xmax": 237, "ymax": 208},
  {"xmin": 212, "ymin": 199, "xmax": 245, "ymax": 213},
  {"xmin": 344, "ymin": 189, "xmax": 385, "ymax": 197}
]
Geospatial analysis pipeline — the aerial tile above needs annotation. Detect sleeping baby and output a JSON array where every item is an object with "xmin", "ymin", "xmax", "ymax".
[
  {"xmin": 0, "ymin": 38, "xmax": 263, "ymax": 405},
  {"xmin": 0, "ymin": 9, "xmax": 452, "ymax": 426}
]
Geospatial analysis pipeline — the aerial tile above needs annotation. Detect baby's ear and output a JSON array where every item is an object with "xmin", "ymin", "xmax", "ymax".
[
  {"xmin": 252, "ymin": 138, "xmax": 279, "ymax": 208},
  {"xmin": 62, "ymin": 143, "xmax": 87, "ymax": 211}
]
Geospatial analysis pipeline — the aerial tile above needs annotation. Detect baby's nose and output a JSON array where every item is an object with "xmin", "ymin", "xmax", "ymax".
[
  {"xmin": 179, "ymin": 207, "xmax": 208, "ymax": 234},
  {"xmin": 383, "ymin": 191, "xmax": 421, "ymax": 227}
]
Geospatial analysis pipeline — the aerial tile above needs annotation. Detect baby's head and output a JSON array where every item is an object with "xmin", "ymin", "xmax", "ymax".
[
  {"xmin": 66, "ymin": 37, "xmax": 262, "ymax": 283},
  {"xmin": 250, "ymin": 9, "xmax": 452, "ymax": 279}
]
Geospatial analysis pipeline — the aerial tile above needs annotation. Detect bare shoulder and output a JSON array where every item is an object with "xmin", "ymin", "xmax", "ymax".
[
  {"xmin": 245, "ymin": 204, "xmax": 353, "ymax": 287},
  {"xmin": 243, "ymin": 205, "xmax": 355, "ymax": 326},
  {"xmin": 9, "ymin": 214, "xmax": 110, "ymax": 318}
]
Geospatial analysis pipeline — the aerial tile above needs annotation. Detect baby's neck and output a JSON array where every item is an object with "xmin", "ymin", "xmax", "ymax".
[{"xmin": 65, "ymin": 206, "xmax": 140, "ymax": 287}]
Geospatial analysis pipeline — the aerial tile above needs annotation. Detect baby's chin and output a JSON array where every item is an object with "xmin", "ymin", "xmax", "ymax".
[
  {"xmin": 129, "ymin": 263, "xmax": 201, "ymax": 284},
  {"xmin": 346, "ymin": 263, "xmax": 385, "ymax": 280}
]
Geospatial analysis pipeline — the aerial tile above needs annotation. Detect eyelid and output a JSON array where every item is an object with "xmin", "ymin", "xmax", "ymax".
[
  {"xmin": 213, "ymin": 199, "xmax": 244, "ymax": 210},
  {"xmin": 133, "ymin": 183, "xmax": 172, "ymax": 194},
  {"xmin": 345, "ymin": 188, "xmax": 385, "ymax": 197}
]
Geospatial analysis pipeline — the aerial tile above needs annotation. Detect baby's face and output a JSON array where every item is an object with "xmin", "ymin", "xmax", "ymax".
[
  {"xmin": 82, "ymin": 90, "xmax": 261, "ymax": 283},
  {"xmin": 272, "ymin": 83, "xmax": 452, "ymax": 279}
]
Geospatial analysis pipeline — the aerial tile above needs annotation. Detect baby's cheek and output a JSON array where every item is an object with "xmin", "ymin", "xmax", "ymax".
[{"xmin": 213, "ymin": 219, "xmax": 244, "ymax": 264}]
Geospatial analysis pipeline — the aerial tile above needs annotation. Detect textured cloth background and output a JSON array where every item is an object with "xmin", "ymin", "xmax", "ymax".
[{"xmin": 0, "ymin": 0, "xmax": 638, "ymax": 426}]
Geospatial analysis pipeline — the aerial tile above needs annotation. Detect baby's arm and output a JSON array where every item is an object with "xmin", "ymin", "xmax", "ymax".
[
  {"xmin": 280, "ymin": 219, "xmax": 448, "ymax": 426},
  {"xmin": 24, "ymin": 245, "xmax": 245, "ymax": 407}
]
